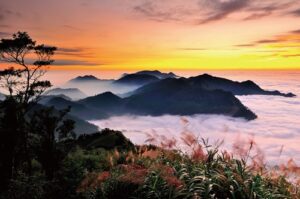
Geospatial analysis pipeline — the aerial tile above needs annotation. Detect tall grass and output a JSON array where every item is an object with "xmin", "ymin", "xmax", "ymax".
[{"xmin": 77, "ymin": 121, "xmax": 300, "ymax": 199}]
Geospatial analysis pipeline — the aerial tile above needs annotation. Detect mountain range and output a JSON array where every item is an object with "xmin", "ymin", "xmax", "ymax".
[
  {"xmin": 114, "ymin": 74, "xmax": 160, "ymax": 86},
  {"xmin": 123, "ymin": 70, "xmax": 178, "ymax": 79},
  {"xmin": 68, "ymin": 70, "xmax": 178, "ymax": 87},
  {"xmin": 41, "ymin": 71, "xmax": 295, "ymax": 123},
  {"xmin": 68, "ymin": 75, "xmax": 103, "ymax": 83},
  {"xmin": 186, "ymin": 74, "xmax": 295, "ymax": 97}
]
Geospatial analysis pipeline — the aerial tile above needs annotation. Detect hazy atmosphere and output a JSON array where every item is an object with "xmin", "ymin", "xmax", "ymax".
[
  {"xmin": 88, "ymin": 70, "xmax": 300, "ymax": 164},
  {"xmin": 1, "ymin": 0, "xmax": 300, "ymax": 198},
  {"xmin": 43, "ymin": 69, "xmax": 300, "ymax": 165}
]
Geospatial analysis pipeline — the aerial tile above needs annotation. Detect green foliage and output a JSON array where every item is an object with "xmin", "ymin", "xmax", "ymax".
[
  {"xmin": 76, "ymin": 128, "xmax": 135, "ymax": 150},
  {"xmin": 78, "ymin": 147, "xmax": 299, "ymax": 199},
  {"xmin": 1, "ymin": 173, "xmax": 46, "ymax": 199},
  {"xmin": 1, "ymin": 131, "xmax": 299, "ymax": 199}
]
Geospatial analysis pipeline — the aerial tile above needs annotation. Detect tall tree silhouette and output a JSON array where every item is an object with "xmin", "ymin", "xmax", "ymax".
[
  {"xmin": 0, "ymin": 32, "xmax": 56, "ymax": 104},
  {"xmin": 29, "ymin": 107, "xmax": 75, "ymax": 180},
  {"xmin": 0, "ymin": 32, "xmax": 57, "ymax": 189}
]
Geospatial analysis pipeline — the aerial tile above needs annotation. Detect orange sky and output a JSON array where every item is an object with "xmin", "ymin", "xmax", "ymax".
[{"xmin": 0, "ymin": 0, "xmax": 300, "ymax": 70}]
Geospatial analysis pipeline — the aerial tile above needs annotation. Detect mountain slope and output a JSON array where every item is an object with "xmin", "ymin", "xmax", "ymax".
[
  {"xmin": 29, "ymin": 104, "xmax": 99, "ymax": 135},
  {"xmin": 45, "ymin": 96, "xmax": 107, "ymax": 120},
  {"xmin": 48, "ymin": 73, "xmax": 295, "ymax": 121},
  {"xmin": 77, "ymin": 78, "xmax": 257, "ymax": 120},
  {"xmin": 75, "ymin": 129, "xmax": 134, "ymax": 150},
  {"xmin": 68, "ymin": 75, "xmax": 101, "ymax": 83},
  {"xmin": 114, "ymin": 74, "xmax": 159, "ymax": 86},
  {"xmin": 78, "ymin": 92, "xmax": 122, "ymax": 114},
  {"xmin": 46, "ymin": 88, "xmax": 87, "ymax": 100},
  {"xmin": 39, "ymin": 94, "xmax": 72, "ymax": 104},
  {"xmin": 188, "ymin": 74, "xmax": 295, "ymax": 97},
  {"xmin": 134, "ymin": 70, "xmax": 178, "ymax": 79},
  {"xmin": 122, "ymin": 78, "xmax": 256, "ymax": 120}
]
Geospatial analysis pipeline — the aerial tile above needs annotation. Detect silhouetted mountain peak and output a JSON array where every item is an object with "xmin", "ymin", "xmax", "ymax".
[
  {"xmin": 200, "ymin": 73, "xmax": 212, "ymax": 78},
  {"xmin": 69, "ymin": 75, "xmax": 100, "ymax": 82},
  {"xmin": 91, "ymin": 92, "xmax": 121, "ymax": 100},
  {"xmin": 135, "ymin": 70, "xmax": 178, "ymax": 79},
  {"xmin": 168, "ymin": 72, "xmax": 176, "ymax": 76},
  {"xmin": 78, "ymin": 92, "xmax": 122, "ymax": 110},
  {"xmin": 114, "ymin": 74, "xmax": 159, "ymax": 85},
  {"xmin": 241, "ymin": 80, "xmax": 261, "ymax": 90},
  {"xmin": 39, "ymin": 94, "xmax": 72, "ymax": 104}
]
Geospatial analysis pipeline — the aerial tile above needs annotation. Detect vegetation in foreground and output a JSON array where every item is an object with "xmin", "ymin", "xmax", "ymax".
[
  {"xmin": 2, "ymin": 128, "xmax": 300, "ymax": 199},
  {"xmin": 75, "ymin": 131, "xmax": 300, "ymax": 199},
  {"xmin": 0, "ymin": 32, "xmax": 300, "ymax": 199}
]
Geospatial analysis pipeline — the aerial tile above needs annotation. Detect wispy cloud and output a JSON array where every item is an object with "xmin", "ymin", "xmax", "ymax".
[
  {"xmin": 256, "ymin": 39, "xmax": 282, "ymax": 44},
  {"xmin": 243, "ymin": 12, "xmax": 272, "ymax": 20},
  {"xmin": 197, "ymin": 0, "xmax": 249, "ymax": 24},
  {"xmin": 236, "ymin": 28, "xmax": 300, "ymax": 48},
  {"xmin": 235, "ymin": 44, "xmax": 256, "ymax": 47},
  {"xmin": 0, "ymin": 24, "xmax": 10, "ymax": 28},
  {"xmin": 291, "ymin": 29, "xmax": 300, "ymax": 34},
  {"xmin": 133, "ymin": 1, "xmax": 182, "ymax": 22},
  {"xmin": 62, "ymin": 25, "xmax": 82, "ymax": 31},
  {"xmin": 133, "ymin": 0, "xmax": 299, "ymax": 25},
  {"xmin": 56, "ymin": 47, "xmax": 95, "ymax": 58},
  {"xmin": 243, "ymin": 1, "xmax": 295, "ymax": 20},
  {"xmin": 282, "ymin": 54, "xmax": 300, "ymax": 58},
  {"xmin": 177, "ymin": 47, "xmax": 208, "ymax": 51},
  {"xmin": 233, "ymin": 28, "xmax": 300, "ymax": 58},
  {"xmin": 0, "ymin": 5, "xmax": 22, "ymax": 22},
  {"xmin": 53, "ymin": 59, "xmax": 101, "ymax": 66},
  {"xmin": 0, "ymin": 32, "xmax": 11, "ymax": 38},
  {"xmin": 290, "ymin": 8, "xmax": 300, "ymax": 16}
]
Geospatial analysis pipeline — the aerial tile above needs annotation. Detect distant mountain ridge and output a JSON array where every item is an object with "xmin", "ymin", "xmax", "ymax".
[
  {"xmin": 120, "ymin": 77, "xmax": 257, "ymax": 120},
  {"xmin": 186, "ymin": 74, "xmax": 295, "ymax": 97},
  {"xmin": 46, "ymin": 96, "xmax": 107, "ymax": 119},
  {"xmin": 44, "ymin": 72, "xmax": 295, "ymax": 122},
  {"xmin": 44, "ymin": 75, "xmax": 262, "ymax": 120},
  {"xmin": 132, "ymin": 74, "xmax": 295, "ymax": 97},
  {"xmin": 45, "ymin": 87, "xmax": 87, "ymax": 100},
  {"xmin": 39, "ymin": 94, "xmax": 72, "ymax": 104},
  {"xmin": 114, "ymin": 74, "xmax": 160, "ymax": 86},
  {"xmin": 133, "ymin": 70, "xmax": 178, "ymax": 79},
  {"xmin": 69, "ymin": 75, "xmax": 101, "ymax": 82},
  {"xmin": 66, "ymin": 73, "xmax": 155, "ymax": 96},
  {"xmin": 79, "ymin": 92, "xmax": 122, "ymax": 108}
]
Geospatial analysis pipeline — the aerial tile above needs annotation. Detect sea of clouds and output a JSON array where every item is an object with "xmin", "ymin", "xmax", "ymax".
[{"xmin": 90, "ymin": 71, "xmax": 300, "ymax": 165}]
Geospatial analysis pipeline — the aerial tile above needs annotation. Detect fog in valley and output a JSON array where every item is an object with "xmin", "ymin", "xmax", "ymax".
[{"xmin": 50, "ymin": 70, "xmax": 300, "ymax": 164}]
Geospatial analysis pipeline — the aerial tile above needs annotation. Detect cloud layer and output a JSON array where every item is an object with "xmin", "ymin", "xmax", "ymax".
[{"xmin": 90, "ymin": 71, "xmax": 300, "ymax": 165}]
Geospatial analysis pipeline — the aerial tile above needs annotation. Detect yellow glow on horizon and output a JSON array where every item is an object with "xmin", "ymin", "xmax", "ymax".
[
  {"xmin": 2, "ymin": 0, "xmax": 300, "ymax": 71},
  {"xmin": 46, "ymin": 43, "xmax": 300, "ymax": 71}
]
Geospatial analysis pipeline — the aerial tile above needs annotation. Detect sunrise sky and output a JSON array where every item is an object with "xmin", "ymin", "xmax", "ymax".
[{"xmin": 1, "ymin": 0, "xmax": 300, "ymax": 70}]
